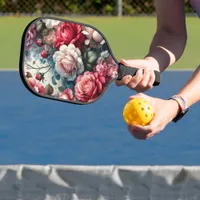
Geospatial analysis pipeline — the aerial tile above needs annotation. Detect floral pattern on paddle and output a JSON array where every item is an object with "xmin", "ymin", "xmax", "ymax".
[{"xmin": 23, "ymin": 18, "xmax": 118, "ymax": 103}]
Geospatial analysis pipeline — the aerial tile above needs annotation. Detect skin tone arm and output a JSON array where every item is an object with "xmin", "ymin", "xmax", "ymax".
[
  {"xmin": 116, "ymin": 0, "xmax": 187, "ymax": 91},
  {"xmin": 126, "ymin": 0, "xmax": 200, "ymax": 139},
  {"xmin": 177, "ymin": 65, "xmax": 200, "ymax": 107},
  {"xmin": 145, "ymin": 0, "xmax": 187, "ymax": 72},
  {"xmin": 128, "ymin": 65, "xmax": 200, "ymax": 140}
]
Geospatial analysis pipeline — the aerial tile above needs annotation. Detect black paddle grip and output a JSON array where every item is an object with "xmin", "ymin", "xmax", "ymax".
[{"xmin": 117, "ymin": 63, "xmax": 160, "ymax": 86}]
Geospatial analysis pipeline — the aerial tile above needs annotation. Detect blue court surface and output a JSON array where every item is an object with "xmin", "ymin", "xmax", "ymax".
[{"xmin": 0, "ymin": 70, "xmax": 199, "ymax": 165}]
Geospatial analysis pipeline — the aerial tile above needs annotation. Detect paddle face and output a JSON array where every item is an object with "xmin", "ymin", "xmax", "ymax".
[{"xmin": 20, "ymin": 17, "xmax": 119, "ymax": 105}]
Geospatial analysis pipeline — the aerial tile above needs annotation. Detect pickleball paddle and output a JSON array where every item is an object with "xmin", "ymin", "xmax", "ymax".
[{"xmin": 19, "ymin": 16, "xmax": 160, "ymax": 105}]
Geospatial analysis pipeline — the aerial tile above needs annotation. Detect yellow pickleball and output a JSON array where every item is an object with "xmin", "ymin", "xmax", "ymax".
[{"xmin": 123, "ymin": 97, "xmax": 155, "ymax": 126}]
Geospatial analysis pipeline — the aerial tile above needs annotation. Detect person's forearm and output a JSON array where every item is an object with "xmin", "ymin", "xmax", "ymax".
[
  {"xmin": 145, "ymin": 29, "xmax": 187, "ymax": 72},
  {"xmin": 176, "ymin": 65, "xmax": 200, "ymax": 107}
]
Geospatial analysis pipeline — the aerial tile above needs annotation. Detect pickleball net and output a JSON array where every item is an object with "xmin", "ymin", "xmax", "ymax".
[{"xmin": 1, "ymin": 165, "xmax": 200, "ymax": 200}]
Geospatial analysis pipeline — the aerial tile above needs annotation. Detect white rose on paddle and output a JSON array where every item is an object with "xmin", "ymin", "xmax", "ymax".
[
  {"xmin": 42, "ymin": 19, "xmax": 61, "ymax": 29},
  {"xmin": 53, "ymin": 44, "xmax": 84, "ymax": 81}
]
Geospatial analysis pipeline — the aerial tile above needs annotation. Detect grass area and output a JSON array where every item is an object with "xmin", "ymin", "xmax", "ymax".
[{"xmin": 0, "ymin": 16, "xmax": 199, "ymax": 69}]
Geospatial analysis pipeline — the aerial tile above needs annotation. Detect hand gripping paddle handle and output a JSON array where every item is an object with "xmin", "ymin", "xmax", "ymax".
[{"xmin": 117, "ymin": 63, "xmax": 160, "ymax": 86}]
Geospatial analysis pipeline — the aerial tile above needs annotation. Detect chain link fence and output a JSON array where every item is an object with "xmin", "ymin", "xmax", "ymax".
[{"xmin": 0, "ymin": 0, "xmax": 195, "ymax": 16}]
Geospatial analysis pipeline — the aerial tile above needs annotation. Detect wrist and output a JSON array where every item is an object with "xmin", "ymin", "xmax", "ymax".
[
  {"xmin": 167, "ymin": 99, "xmax": 181, "ymax": 121},
  {"xmin": 144, "ymin": 56, "xmax": 160, "ymax": 72},
  {"xmin": 168, "ymin": 95, "xmax": 189, "ymax": 122},
  {"xmin": 145, "ymin": 46, "xmax": 177, "ymax": 72}
]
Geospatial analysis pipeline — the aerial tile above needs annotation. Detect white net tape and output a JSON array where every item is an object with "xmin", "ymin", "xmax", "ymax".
[{"xmin": 1, "ymin": 165, "xmax": 200, "ymax": 200}]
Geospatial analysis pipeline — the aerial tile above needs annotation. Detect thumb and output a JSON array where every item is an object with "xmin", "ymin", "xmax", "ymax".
[{"xmin": 133, "ymin": 114, "xmax": 160, "ymax": 135}]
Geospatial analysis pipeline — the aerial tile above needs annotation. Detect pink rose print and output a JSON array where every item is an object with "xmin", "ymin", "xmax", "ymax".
[
  {"xmin": 94, "ymin": 61, "xmax": 108, "ymax": 77},
  {"xmin": 94, "ymin": 56, "xmax": 118, "ymax": 81},
  {"xmin": 54, "ymin": 22, "xmax": 85, "ymax": 49},
  {"xmin": 22, "ymin": 19, "xmax": 119, "ymax": 105},
  {"xmin": 75, "ymin": 72, "xmax": 105, "ymax": 102},
  {"xmin": 43, "ymin": 29, "xmax": 56, "ymax": 45},
  {"xmin": 36, "ymin": 39, "xmax": 43, "ymax": 47},
  {"xmin": 26, "ymin": 25, "xmax": 36, "ymax": 49},
  {"xmin": 35, "ymin": 73, "xmax": 44, "ymax": 81},
  {"xmin": 59, "ymin": 88, "xmax": 75, "ymax": 100},
  {"xmin": 41, "ymin": 50, "xmax": 49, "ymax": 58},
  {"xmin": 27, "ymin": 77, "xmax": 45, "ymax": 94},
  {"xmin": 107, "ymin": 66, "xmax": 118, "ymax": 79},
  {"xmin": 71, "ymin": 33, "xmax": 85, "ymax": 50}
]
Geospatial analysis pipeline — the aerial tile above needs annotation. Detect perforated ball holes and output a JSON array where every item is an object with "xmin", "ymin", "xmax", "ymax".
[{"xmin": 123, "ymin": 98, "xmax": 155, "ymax": 126}]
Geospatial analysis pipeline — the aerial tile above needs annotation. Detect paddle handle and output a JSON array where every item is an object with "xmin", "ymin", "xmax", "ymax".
[{"xmin": 117, "ymin": 63, "xmax": 160, "ymax": 86}]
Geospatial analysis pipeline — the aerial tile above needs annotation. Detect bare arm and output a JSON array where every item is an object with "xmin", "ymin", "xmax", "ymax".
[
  {"xmin": 145, "ymin": 0, "xmax": 187, "ymax": 72},
  {"xmin": 175, "ymin": 66, "xmax": 200, "ymax": 108},
  {"xmin": 127, "ymin": 66, "xmax": 200, "ymax": 140}
]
